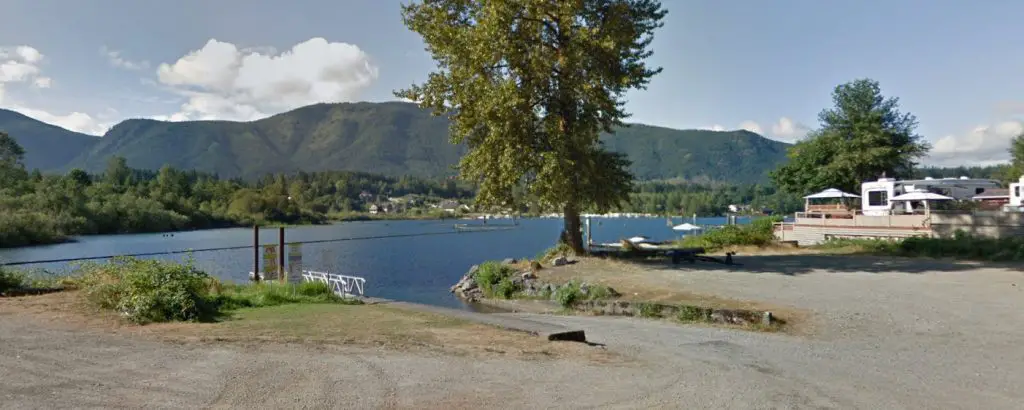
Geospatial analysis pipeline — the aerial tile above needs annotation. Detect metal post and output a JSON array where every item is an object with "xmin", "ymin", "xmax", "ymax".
[
  {"xmin": 278, "ymin": 227, "xmax": 285, "ymax": 284},
  {"xmin": 252, "ymin": 225, "xmax": 260, "ymax": 283}
]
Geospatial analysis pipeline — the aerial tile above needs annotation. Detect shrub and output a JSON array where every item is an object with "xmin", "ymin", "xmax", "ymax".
[
  {"xmin": 552, "ymin": 280, "xmax": 619, "ymax": 308},
  {"xmin": 75, "ymin": 257, "xmax": 217, "ymax": 324},
  {"xmin": 73, "ymin": 257, "xmax": 362, "ymax": 324},
  {"xmin": 819, "ymin": 231, "xmax": 1024, "ymax": 262},
  {"xmin": 676, "ymin": 305, "xmax": 711, "ymax": 322},
  {"xmin": 636, "ymin": 302, "xmax": 662, "ymax": 318},
  {"xmin": 679, "ymin": 216, "xmax": 782, "ymax": 251},
  {"xmin": 472, "ymin": 261, "xmax": 520, "ymax": 298},
  {"xmin": 0, "ymin": 266, "xmax": 25, "ymax": 292}
]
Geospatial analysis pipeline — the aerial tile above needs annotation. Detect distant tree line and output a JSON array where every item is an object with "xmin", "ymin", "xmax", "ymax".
[{"xmin": 0, "ymin": 132, "xmax": 475, "ymax": 248}]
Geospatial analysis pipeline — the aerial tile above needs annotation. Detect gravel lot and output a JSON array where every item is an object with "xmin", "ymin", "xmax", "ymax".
[{"xmin": 2, "ymin": 255, "xmax": 1023, "ymax": 409}]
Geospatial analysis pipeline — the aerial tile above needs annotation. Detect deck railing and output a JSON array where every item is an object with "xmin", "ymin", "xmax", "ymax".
[{"xmin": 301, "ymin": 270, "xmax": 366, "ymax": 297}]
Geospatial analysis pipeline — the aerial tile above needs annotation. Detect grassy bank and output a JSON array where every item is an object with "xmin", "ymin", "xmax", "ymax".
[
  {"xmin": 816, "ymin": 232, "xmax": 1024, "ymax": 262},
  {"xmin": 1, "ymin": 257, "xmax": 360, "ymax": 324}
]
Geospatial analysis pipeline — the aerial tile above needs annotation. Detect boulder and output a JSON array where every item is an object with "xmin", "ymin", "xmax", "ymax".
[
  {"xmin": 501, "ymin": 258, "xmax": 518, "ymax": 265},
  {"xmin": 521, "ymin": 270, "xmax": 537, "ymax": 280},
  {"xmin": 552, "ymin": 256, "xmax": 569, "ymax": 266}
]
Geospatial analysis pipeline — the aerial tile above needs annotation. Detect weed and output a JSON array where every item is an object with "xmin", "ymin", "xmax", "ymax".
[
  {"xmin": 676, "ymin": 305, "xmax": 711, "ymax": 322},
  {"xmin": 818, "ymin": 230, "xmax": 1024, "ymax": 262},
  {"xmin": 636, "ymin": 302, "xmax": 662, "ymax": 318}
]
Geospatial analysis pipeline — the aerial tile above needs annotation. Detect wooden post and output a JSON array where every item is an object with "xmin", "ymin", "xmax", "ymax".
[
  {"xmin": 278, "ymin": 227, "xmax": 285, "ymax": 284},
  {"xmin": 252, "ymin": 225, "xmax": 260, "ymax": 283}
]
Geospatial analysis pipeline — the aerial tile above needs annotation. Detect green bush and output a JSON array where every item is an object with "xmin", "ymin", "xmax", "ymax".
[
  {"xmin": 679, "ymin": 216, "xmax": 782, "ymax": 251},
  {"xmin": 552, "ymin": 280, "xmax": 619, "ymax": 308},
  {"xmin": 472, "ymin": 261, "xmax": 520, "ymax": 298},
  {"xmin": 676, "ymin": 305, "xmax": 711, "ymax": 322},
  {"xmin": 636, "ymin": 302, "xmax": 662, "ymax": 318},
  {"xmin": 0, "ymin": 266, "xmax": 25, "ymax": 292},
  {"xmin": 821, "ymin": 231, "xmax": 1024, "ymax": 262},
  {"xmin": 73, "ymin": 257, "xmax": 360, "ymax": 324},
  {"xmin": 75, "ymin": 257, "xmax": 217, "ymax": 324}
]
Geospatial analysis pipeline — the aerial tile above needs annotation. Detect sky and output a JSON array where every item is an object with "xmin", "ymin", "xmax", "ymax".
[{"xmin": 1, "ymin": 0, "xmax": 1022, "ymax": 167}]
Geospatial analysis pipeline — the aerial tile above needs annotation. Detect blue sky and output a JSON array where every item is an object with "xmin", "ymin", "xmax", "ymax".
[{"xmin": 1, "ymin": 0, "xmax": 1022, "ymax": 166}]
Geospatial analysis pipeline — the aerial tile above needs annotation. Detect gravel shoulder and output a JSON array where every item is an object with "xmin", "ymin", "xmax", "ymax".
[{"xmin": 2, "ymin": 255, "xmax": 1023, "ymax": 409}]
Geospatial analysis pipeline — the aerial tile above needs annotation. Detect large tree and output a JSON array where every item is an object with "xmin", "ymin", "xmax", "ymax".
[
  {"xmin": 396, "ymin": 0, "xmax": 666, "ymax": 254},
  {"xmin": 0, "ymin": 131, "xmax": 27, "ymax": 186},
  {"xmin": 1009, "ymin": 133, "xmax": 1024, "ymax": 179},
  {"xmin": 771, "ymin": 79, "xmax": 931, "ymax": 194}
]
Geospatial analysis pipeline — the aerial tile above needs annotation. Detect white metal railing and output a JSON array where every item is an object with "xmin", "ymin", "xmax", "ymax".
[{"xmin": 301, "ymin": 270, "xmax": 366, "ymax": 297}]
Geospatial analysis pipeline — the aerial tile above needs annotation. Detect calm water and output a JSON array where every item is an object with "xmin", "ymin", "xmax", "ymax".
[{"xmin": 0, "ymin": 216, "xmax": 747, "ymax": 310}]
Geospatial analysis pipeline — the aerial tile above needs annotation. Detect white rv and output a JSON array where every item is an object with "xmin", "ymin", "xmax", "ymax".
[
  {"xmin": 860, "ymin": 176, "xmax": 1003, "ymax": 216},
  {"xmin": 1008, "ymin": 175, "xmax": 1023, "ymax": 210}
]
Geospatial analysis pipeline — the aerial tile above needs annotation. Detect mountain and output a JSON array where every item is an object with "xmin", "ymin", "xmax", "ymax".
[
  {"xmin": 601, "ymin": 125, "xmax": 788, "ymax": 183},
  {"xmin": 0, "ymin": 109, "xmax": 100, "ymax": 171},
  {"xmin": 65, "ymin": 102, "xmax": 466, "ymax": 179},
  {"xmin": 10, "ymin": 101, "xmax": 791, "ymax": 183}
]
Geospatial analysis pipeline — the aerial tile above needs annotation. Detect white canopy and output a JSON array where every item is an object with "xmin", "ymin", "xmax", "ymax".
[
  {"xmin": 890, "ymin": 191, "xmax": 954, "ymax": 201},
  {"xmin": 627, "ymin": 236, "xmax": 650, "ymax": 243},
  {"xmin": 672, "ymin": 223, "xmax": 702, "ymax": 232},
  {"xmin": 804, "ymin": 188, "xmax": 860, "ymax": 199}
]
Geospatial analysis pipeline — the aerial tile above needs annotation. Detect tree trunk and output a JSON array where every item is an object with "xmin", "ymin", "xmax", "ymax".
[{"xmin": 562, "ymin": 203, "xmax": 585, "ymax": 255}]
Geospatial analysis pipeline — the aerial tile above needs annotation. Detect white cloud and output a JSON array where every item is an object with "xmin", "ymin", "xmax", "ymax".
[
  {"xmin": 770, "ymin": 117, "xmax": 811, "ymax": 141},
  {"xmin": 154, "ymin": 37, "xmax": 378, "ymax": 122},
  {"xmin": 11, "ymin": 106, "xmax": 111, "ymax": 135},
  {"xmin": 738, "ymin": 120, "xmax": 762, "ymax": 134},
  {"xmin": 927, "ymin": 120, "xmax": 1024, "ymax": 166},
  {"xmin": 100, "ymin": 46, "xmax": 149, "ymax": 70},
  {"xmin": 0, "ymin": 45, "xmax": 52, "ymax": 102}
]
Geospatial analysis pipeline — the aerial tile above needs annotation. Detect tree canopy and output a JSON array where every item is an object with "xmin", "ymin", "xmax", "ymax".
[
  {"xmin": 1009, "ymin": 133, "xmax": 1024, "ymax": 179},
  {"xmin": 396, "ymin": 0, "xmax": 668, "ymax": 253},
  {"xmin": 770, "ymin": 79, "xmax": 931, "ymax": 194}
]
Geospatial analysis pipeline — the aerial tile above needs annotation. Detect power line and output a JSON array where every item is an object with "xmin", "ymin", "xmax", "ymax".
[{"xmin": 0, "ymin": 226, "xmax": 517, "ymax": 267}]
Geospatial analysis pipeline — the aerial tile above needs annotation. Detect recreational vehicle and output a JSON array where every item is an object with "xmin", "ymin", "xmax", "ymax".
[
  {"xmin": 860, "ymin": 176, "xmax": 1003, "ymax": 216},
  {"xmin": 1008, "ymin": 175, "xmax": 1024, "ymax": 211}
]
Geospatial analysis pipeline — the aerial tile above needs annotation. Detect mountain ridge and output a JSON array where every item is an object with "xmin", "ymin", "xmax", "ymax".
[{"xmin": 2, "ymin": 102, "xmax": 791, "ymax": 183}]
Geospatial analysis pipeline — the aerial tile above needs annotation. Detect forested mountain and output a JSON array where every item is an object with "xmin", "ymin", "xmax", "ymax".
[{"xmin": 4, "ymin": 102, "xmax": 791, "ymax": 183}]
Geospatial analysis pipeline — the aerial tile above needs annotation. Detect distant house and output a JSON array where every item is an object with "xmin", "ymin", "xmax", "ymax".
[
  {"xmin": 369, "ymin": 204, "xmax": 380, "ymax": 214},
  {"xmin": 439, "ymin": 200, "xmax": 461, "ymax": 213},
  {"xmin": 728, "ymin": 204, "xmax": 752, "ymax": 213}
]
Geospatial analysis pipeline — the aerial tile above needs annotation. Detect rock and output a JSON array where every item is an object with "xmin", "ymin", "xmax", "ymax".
[
  {"xmin": 552, "ymin": 256, "xmax": 569, "ymax": 266},
  {"xmin": 521, "ymin": 270, "xmax": 536, "ymax": 280},
  {"xmin": 465, "ymin": 264, "xmax": 480, "ymax": 277},
  {"xmin": 501, "ymin": 258, "xmax": 518, "ymax": 265}
]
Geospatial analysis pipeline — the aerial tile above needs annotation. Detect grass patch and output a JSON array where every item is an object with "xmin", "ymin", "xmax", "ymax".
[
  {"xmin": 0, "ymin": 266, "xmax": 75, "ymax": 293},
  {"xmin": 552, "ymin": 280, "xmax": 619, "ymax": 308},
  {"xmin": 816, "ymin": 230, "xmax": 1024, "ymax": 262},
  {"xmin": 537, "ymin": 242, "xmax": 574, "ymax": 262},
  {"xmin": 676, "ymin": 305, "xmax": 711, "ymax": 322},
  {"xmin": 71, "ymin": 256, "xmax": 359, "ymax": 324},
  {"xmin": 636, "ymin": 302, "xmax": 662, "ymax": 318},
  {"xmin": 678, "ymin": 216, "xmax": 782, "ymax": 252}
]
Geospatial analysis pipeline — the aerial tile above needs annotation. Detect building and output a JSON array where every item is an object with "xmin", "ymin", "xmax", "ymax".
[{"xmin": 775, "ymin": 176, "xmax": 1024, "ymax": 246}]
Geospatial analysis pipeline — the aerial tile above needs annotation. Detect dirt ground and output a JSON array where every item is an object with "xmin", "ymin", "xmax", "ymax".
[{"xmin": 3, "ymin": 255, "xmax": 1024, "ymax": 409}]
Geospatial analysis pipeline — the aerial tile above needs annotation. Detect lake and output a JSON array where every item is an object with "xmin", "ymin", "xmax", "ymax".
[{"xmin": 0, "ymin": 216, "xmax": 748, "ymax": 310}]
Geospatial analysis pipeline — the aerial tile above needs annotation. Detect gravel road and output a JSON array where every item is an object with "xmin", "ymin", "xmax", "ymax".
[{"xmin": 2, "ymin": 256, "xmax": 1023, "ymax": 409}]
